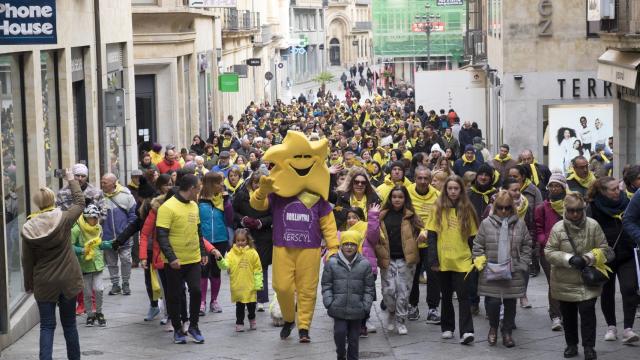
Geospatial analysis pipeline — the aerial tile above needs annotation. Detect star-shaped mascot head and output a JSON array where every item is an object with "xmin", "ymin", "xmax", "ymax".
[{"xmin": 262, "ymin": 130, "xmax": 330, "ymax": 200}]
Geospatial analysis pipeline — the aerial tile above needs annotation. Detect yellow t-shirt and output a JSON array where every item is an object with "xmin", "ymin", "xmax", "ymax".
[
  {"xmin": 156, "ymin": 196, "xmax": 201, "ymax": 265},
  {"xmin": 425, "ymin": 208, "xmax": 477, "ymax": 273},
  {"xmin": 376, "ymin": 175, "xmax": 413, "ymax": 204},
  {"xmin": 407, "ymin": 184, "xmax": 440, "ymax": 248}
]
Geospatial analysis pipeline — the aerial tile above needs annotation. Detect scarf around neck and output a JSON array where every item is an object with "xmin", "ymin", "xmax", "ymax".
[
  {"xmin": 567, "ymin": 171, "xmax": 596, "ymax": 189},
  {"xmin": 28, "ymin": 206, "xmax": 55, "ymax": 220},
  {"xmin": 497, "ymin": 216, "xmax": 515, "ymax": 263},
  {"xmin": 593, "ymin": 193, "xmax": 629, "ymax": 220},
  {"xmin": 224, "ymin": 178, "xmax": 244, "ymax": 194},
  {"xmin": 514, "ymin": 195, "xmax": 529, "ymax": 219},
  {"xmin": 462, "ymin": 154, "xmax": 476, "ymax": 165},
  {"xmin": 550, "ymin": 199, "xmax": 565, "ymax": 217},
  {"xmin": 494, "ymin": 154, "xmax": 512, "ymax": 163},
  {"xmin": 77, "ymin": 215, "xmax": 102, "ymax": 260},
  {"xmin": 105, "ymin": 183, "xmax": 124, "ymax": 198},
  {"xmin": 471, "ymin": 185, "xmax": 496, "ymax": 204}
]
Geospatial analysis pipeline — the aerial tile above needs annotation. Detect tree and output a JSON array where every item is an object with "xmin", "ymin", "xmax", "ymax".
[{"xmin": 312, "ymin": 71, "xmax": 335, "ymax": 93}]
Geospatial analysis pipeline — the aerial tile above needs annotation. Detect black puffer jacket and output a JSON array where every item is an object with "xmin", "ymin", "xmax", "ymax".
[
  {"xmin": 321, "ymin": 253, "xmax": 375, "ymax": 320},
  {"xmin": 333, "ymin": 191, "xmax": 381, "ymax": 230},
  {"xmin": 233, "ymin": 184, "xmax": 273, "ymax": 266},
  {"xmin": 588, "ymin": 202, "xmax": 635, "ymax": 264}
]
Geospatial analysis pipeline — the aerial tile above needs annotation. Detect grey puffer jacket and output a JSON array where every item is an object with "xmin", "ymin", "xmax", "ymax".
[
  {"xmin": 473, "ymin": 214, "xmax": 532, "ymax": 299},
  {"xmin": 544, "ymin": 216, "xmax": 614, "ymax": 302},
  {"xmin": 321, "ymin": 252, "xmax": 375, "ymax": 320}
]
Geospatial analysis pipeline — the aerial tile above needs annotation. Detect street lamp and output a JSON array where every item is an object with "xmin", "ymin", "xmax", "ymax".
[{"xmin": 415, "ymin": 4, "xmax": 441, "ymax": 71}]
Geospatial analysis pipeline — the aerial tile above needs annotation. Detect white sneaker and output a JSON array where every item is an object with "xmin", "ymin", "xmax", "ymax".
[
  {"xmin": 164, "ymin": 322, "xmax": 174, "ymax": 332},
  {"xmin": 551, "ymin": 317, "xmax": 563, "ymax": 331},
  {"xmin": 366, "ymin": 319, "xmax": 377, "ymax": 333},
  {"xmin": 460, "ymin": 332, "xmax": 475, "ymax": 345},
  {"xmin": 622, "ymin": 328, "xmax": 640, "ymax": 344},
  {"xmin": 604, "ymin": 326, "xmax": 617, "ymax": 341},
  {"xmin": 442, "ymin": 331, "xmax": 454, "ymax": 339},
  {"xmin": 397, "ymin": 322, "xmax": 408, "ymax": 335},
  {"xmin": 257, "ymin": 303, "xmax": 265, "ymax": 312},
  {"xmin": 386, "ymin": 312, "xmax": 396, "ymax": 331}
]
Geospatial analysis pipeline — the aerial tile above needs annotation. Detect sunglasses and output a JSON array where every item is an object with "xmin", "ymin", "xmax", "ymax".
[
  {"xmin": 495, "ymin": 205, "xmax": 513, "ymax": 211},
  {"xmin": 353, "ymin": 180, "xmax": 367, "ymax": 186},
  {"xmin": 566, "ymin": 207, "xmax": 585, "ymax": 214}
]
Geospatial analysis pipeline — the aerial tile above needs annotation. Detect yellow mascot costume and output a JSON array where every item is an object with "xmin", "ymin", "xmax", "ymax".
[{"xmin": 250, "ymin": 131, "xmax": 338, "ymax": 343}]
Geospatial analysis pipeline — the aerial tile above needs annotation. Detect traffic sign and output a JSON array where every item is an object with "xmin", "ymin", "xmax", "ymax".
[
  {"xmin": 247, "ymin": 58, "xmax": 261, "ymax": 66},
  {"xmin": 265, "ymin": 71, "xmax": 274, "ymax": 81},
  {"xmin": 277, "ymin": 63, "xmax": 284, "ymax": 69}
]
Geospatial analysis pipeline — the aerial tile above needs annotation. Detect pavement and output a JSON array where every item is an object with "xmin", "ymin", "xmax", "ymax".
[{"xmin": 1, "ymin": 265, "xmax": 638, "ymax": 360}]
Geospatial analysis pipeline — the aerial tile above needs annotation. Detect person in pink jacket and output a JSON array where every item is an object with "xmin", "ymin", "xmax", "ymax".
[
  {"xmin": 534, "ymin": 172, "xmax": 567, "ymax": 331},
  {"xmin": 339, "ymin": 204, "xmax": 381, "ymax": 337}
]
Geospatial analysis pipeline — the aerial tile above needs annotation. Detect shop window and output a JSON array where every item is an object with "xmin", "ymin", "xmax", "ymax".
[
  {"xmin": 41, "ymin": 51, "xmax": 61, "ymax": 191},
  {"xmin": 0, "ymin": 54, "xmax": 29, "ymax": 309}
]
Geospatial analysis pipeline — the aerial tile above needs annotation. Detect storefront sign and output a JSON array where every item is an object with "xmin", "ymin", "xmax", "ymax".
[
  {"xmin": 437, "ymin": 0, "xmax": 464, "ymax": 5},
  {"xmin": 0, "ymin": 1, "xmax": 57, "ymax": 44},
  {"xmin": 218, "ymin": 73, "xmax": 239, "ymax": 92},
  {"xmin": 557, "ymin": 78, "xmax": 612, "ymax": 98},
  {"xmin": 71, "ymin": 47, "xmax": 84, "ymax": 82},
  {"xmin": 246, "ymin": 58, "xmax": 261, "ymax": 66}
]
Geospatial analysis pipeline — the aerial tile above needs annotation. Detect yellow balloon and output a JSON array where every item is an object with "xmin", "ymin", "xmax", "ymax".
[{"xmin": 262, "ymin": 131, "xmax": 330, "ymax": 200}]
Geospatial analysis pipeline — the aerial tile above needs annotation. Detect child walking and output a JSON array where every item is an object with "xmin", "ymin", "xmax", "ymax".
[
  {"xmin": 216, "ymin": 229, "xmax": 263, "ymax": 331},
  {"xmin": 322, "ymin": 230, "xmax": 375, "ymax": 360},
  {"xmin": 71, "ymin": 204, "xmax": 112, "ymax": 327}
]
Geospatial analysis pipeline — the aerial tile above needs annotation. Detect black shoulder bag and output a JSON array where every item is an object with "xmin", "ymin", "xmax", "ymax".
[{"xmin": 563, "ymin": 222, "xmax": 609, "ymax": 287}]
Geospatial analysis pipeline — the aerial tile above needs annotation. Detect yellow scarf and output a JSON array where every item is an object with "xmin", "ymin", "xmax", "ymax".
[
  {"xmin": 222, "ymin": 138, "xmax": 232, "ymax": 148},
  {"xmin": 224, "ymin": 178, "xmax": 244, "ymax": 194},
  {"xmin": 520, "ymin": 179, "xmax": 533, "ymax": 193},
  {"xmin": 626, "ymin": 190, "xmax": 636, "ymax": 199},
  {"xmin": 462, "ymin": 154, "xmax": 476, "ymax": 165},
  {"xmin": 515, "ymin": 196, "xmax": 529, "ymax": 219},
  {"xmin": 77, "ymin": 216, "xmax": 102, "ymax": 261},
  {"xmin": 566, "ymin": 171, "xmax": 596, "ymax": 189},
  {"xmin": 329, "ymin": 157, "xmax": 343, "ymax": 166},
  {"xmin": 105, "ymin": 183, "xmax": 124, "ymax": 198},
  {"xmin": 591, "ymin": 248, "xmax": 613, "ymax": 278},
  {"xmin": 28, "ymin": 206, "xmax": 55, "ymax": 220},
  {"xmin": 550, "ymin": 199, "xmax": 564, "ymax": 216},
  {"xmin": 350, "ymin": 194, "xmax": 368, "ymax": 219},
  {"xmin": 599, "ymin": 151, "xmax": 611, "ymax": 164},
  {"xmin": 443, "ymin": 134, "xmax": 452, "ymax": 142},
  {"xmin": 493, "ymin": 154, "xmax": 512, "ymax": 163},
  {"xmin": 211, "ymin": 193, "xmax": 224, "ymax": 211},
  {"xmin": 529, "ymin": 163, "xmax": 540, "ymax": 186},
  {"xmin": 470, "ymin": 185, "xmax": 495, "ymax": 204},
  {"xmin": 127, "ymin": 181, "xmax": 139, "ymax": 190}
]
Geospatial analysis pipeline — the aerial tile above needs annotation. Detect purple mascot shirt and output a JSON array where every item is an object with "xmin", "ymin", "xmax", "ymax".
[{"xmin": 269, "ymin": 194, "xmax": 332, "ymax": 248}]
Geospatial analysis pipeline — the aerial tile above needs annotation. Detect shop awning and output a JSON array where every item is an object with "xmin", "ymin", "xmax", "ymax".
[{"xmin": 597, "ymin": 49, "xmax": 640, "ymax": 89}]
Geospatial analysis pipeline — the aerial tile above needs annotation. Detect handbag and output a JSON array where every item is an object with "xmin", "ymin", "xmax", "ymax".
[
  {"xmin": 484, "ymin": 260, "xmax": 512, "ymax": 281},
  {"xmin": 563, "ymin": 223, "xmax": 609, "ymax": 287}
]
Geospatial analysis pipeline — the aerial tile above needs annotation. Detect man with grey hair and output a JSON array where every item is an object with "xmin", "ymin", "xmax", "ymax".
[{"xmin": 100, "ymin": 173, "xmax": 138, "ymax": 295}]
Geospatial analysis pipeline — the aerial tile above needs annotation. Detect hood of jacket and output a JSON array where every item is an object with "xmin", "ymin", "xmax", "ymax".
[{"xmin": 21, "ymin": 208, "xmax": 64, "ymax": 245}]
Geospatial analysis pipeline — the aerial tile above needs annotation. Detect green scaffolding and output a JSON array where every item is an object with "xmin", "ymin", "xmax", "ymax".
[{"xmin": 372, "ymin": 0, "xmax": 465, "ymax": 61}]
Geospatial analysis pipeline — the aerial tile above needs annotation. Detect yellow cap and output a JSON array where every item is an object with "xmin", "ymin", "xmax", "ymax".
[{"xmin": 340, "ymin": 230, "xmax": 362, "ymax": 246}]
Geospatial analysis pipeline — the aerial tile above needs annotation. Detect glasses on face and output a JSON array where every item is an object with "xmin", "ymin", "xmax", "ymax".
[
  {"xmin": 353, "ymin": 180, "xmax": 367, "ymax": 186},
  {"xmin": 566, "ymin": 207, "xmax": 585, "ymax": 214},
  {"xmin": 495, "ymin": 205, "xmax": 513, "ymax": 212}
]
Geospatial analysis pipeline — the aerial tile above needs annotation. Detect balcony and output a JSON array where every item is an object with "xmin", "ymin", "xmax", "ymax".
[
  {"xmin": 355, "ymin": 0, "xmax": 371, "ymax": 5},
  {"xmin": 464, "ymin": 30, "xmax": 487, "ymax": 64},
  {"xmin": 353, "ymin": 21, "xmax": 372, "ymax": 32},
  {"xmin": 222, "ymin": 8, "xmax": 260, "ymax": 35},
  {"xmin": 253, "ymin": 24, "xmax": 273, "ymax": 47}
]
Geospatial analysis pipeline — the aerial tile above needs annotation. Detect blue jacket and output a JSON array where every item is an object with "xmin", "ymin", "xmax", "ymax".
[
  {"xmin": 102, "ymin": 187, "xmax": 137, "ymax": 243},
  {"xmin": 453, "ymin": 158, "xmax": 481, "ymax": 177},
  {"xmin": 623, "ymin": 190, "xmax": 640, "ymax": 247},
  {"xmin": 199, "ymin": 198, "xmax": 233, "ymax": 244}
]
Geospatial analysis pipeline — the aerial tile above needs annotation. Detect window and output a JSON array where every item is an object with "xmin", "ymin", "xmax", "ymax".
[
  {"xmin": 0, "ymin": 54, "xmax": 28, "ymax": 309},
  {"xmin": 41, "ymin": 51, "xmax": 61, "ymax": 191}
]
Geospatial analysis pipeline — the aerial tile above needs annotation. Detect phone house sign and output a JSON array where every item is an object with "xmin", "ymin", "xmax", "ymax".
[{"xmin": 0, "ymin": 1, "xmax": 57, "ymax": 45}]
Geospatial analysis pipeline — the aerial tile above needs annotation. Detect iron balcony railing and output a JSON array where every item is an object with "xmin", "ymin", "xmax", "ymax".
[{"xmin": 222, "ymin": 8, "xmax": 260, "ymax": 31}]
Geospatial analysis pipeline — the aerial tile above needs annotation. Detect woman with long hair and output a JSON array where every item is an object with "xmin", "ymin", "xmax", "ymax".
[
  {"xmin": 473, "ymin": 190, "xmax": 531, "ymax": 347},
  {"xmin": 376, "ymin": 186, "xmax": 423, "ymax": 335},
  {"xmin": 586, "ymin": 177, "xmax": 640, "ymax": 344},
  {"xmin": 427, "ymin": 175, "xmax": 479, "ymax": 345},
  {"xmin": 334, "ymin": 167, "xmax": 381, "ymax": 230}
]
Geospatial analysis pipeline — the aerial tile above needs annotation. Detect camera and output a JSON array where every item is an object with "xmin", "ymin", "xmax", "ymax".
[{"xmin": 53, "ymin": 169, "xmax": 65, "ymax": 178}]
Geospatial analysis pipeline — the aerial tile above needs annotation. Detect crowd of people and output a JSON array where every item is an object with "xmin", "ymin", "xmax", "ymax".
[{"xmin": 20, "ymin": 88, "xmax": 640, "ymax": 360}]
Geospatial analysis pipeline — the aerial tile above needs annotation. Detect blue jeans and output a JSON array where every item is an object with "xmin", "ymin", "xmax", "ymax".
[{"xmin": 37, "ymin": 294, "xmax": 80, "ymax": 360}]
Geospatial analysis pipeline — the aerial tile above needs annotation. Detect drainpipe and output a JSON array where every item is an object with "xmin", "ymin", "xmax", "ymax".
[{"xmin": 94, "ymin": 0, "xmax": 106, "ymax": 174}]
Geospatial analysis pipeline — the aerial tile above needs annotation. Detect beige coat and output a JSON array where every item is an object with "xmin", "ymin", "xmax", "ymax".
[
  {"xmin": 21, "ymin": 180, "xmax": 84, "ymax": 302},
  {"xmin": 544, "ymin": 216, "xmax": 613, "ymax": 302},
  {"xmin": 375, "ymin": 209, "xmax": 420, "ymax": 268}
]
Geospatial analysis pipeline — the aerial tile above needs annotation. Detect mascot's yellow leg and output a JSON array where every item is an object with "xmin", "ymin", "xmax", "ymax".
[{"xmin": 272, "ymin": 246, "xmax": 321, "ymax": 330}]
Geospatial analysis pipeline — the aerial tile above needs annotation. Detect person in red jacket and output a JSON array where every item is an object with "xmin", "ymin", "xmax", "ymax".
[
  {"xmin": 534, "ymin": 172, "xmax": 567, "ymax": 332},
  {"xmin": 157, "ymin": 149, "xmax": 182, "ymax": 174}
]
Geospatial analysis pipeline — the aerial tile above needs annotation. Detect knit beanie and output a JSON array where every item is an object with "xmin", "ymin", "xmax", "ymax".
[
  {"xmin": 547, "ymin": 171, "xmax": 568, "ymax": 190},
  {"xmin": 340, "ymin": 230, "xmax": 362, "ymax": 246},
  {"xmin": 83, "ymin": 204, "xmax": 101, "ymax": 219},
  {"xmin": 72, "ymin": 163, "xmax": 88, "ymax": 177}
]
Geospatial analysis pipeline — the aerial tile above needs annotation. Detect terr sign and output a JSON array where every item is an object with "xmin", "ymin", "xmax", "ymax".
[{"xmin": 0, "ymin": 1, "xmax": 57, "ymax": 45}]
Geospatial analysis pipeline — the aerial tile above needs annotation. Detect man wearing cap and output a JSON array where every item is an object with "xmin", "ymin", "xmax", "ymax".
[
  {"xmin": 453, "ymin": 145, "xmax": 482, "ymax": 177},
  {"xmin": 157, "ymin": 149, "xmax": 182, "ymax": 175},
  {"xmin": 212, "ymin": 151, "xmax": 233, "ymax": 177},
  {"xmin": 127, "ymin": 169, "xmax": 144, "ymax": 203}
]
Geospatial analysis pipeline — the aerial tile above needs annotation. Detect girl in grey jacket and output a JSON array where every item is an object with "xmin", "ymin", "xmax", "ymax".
[{"xmin": 322, "ymin": 230, "xmax": 375, "ymax": 360}]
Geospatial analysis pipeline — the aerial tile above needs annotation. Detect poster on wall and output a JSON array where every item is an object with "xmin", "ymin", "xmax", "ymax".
[{"xmin": 548, "ymin": 104, "xmax": 613, "ymax": 174}]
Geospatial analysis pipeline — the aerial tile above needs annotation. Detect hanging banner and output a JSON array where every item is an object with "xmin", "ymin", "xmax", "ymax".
[{"xmin": 0, "ymin": 1, "xmax": 57, "ymax": 45}]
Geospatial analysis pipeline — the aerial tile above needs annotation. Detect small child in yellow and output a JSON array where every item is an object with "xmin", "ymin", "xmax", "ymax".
[{"xmin": 216, "ymin": 229, "xmax": 263, "ymax": 332}]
